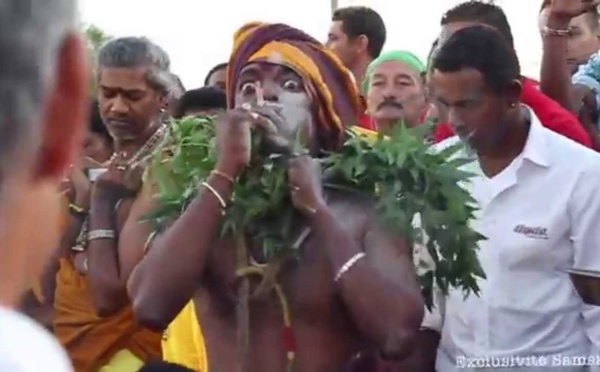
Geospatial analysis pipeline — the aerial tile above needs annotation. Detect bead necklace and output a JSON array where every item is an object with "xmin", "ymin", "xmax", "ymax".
[
  {"xmin": 108, "ymin": 123, "xmax": 169, "ymax": 168},
  {"xmin": 71, "ymin": 123, "xmax": 169, "ymax": 252}
]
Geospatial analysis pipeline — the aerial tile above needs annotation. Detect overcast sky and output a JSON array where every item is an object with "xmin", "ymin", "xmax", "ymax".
[{"xmin": 80, "ymin": 0, "xmax": 543, "ymax": 89}]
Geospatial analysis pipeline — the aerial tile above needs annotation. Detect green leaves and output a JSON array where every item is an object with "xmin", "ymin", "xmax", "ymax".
[
  {"xmin": 147, "ymin": 116, "xmax": 485, "ymax": 310},
  {"xmin": 324, "ymin": 124, "xmax": 486, "ymax": 309},
  {"xmin": 145, "ymin": 116, "xmax": 303, "ymax": 260}
]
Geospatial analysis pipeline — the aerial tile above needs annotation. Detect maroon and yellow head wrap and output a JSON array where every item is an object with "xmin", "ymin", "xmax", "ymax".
[{"xmin": 227, "ymin": 22, "xmax": 363, "ymax": 149}]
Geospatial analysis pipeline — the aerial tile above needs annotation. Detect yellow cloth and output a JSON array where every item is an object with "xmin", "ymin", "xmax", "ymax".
[
  {"xmin": 162, "ymin": 301, "xmax": 208, "ymax": 372},
  {"xmin": 227, "ymin": 22, "xmax": 362, "ymax": 150},
  {"xmin": 351, "ymin": 126, "xmax": 378, "ymax": 141},
  {"xmin": 54, "ymin": 258, "xmax": 162, "ymax": 372},
  {"xmin": 99, "ymin": 349, "xmax": 144, "ymax": 372}
]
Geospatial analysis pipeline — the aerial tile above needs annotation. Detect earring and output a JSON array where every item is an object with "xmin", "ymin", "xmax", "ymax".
[{"xmin": 510, "ymin": 103, "xmax": 517, "ymax": 108}]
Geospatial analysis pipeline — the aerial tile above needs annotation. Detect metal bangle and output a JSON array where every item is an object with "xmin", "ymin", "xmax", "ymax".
[
  {"xmin": 542, "ymin": 26, "xmax": 572, "ymax": 37},
  {"xmin": 87, "ymin": 229, "xmax": 116, "ymax": 241},
  {"xmin": 334, "ymin": 252, "xmax": 366, "ymax": 282},
  {"xmin": 201, "ymin": 181, "xmax": 227, "ymax": 209}
]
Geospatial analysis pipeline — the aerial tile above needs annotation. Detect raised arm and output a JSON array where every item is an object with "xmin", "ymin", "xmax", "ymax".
[
  {"xmin": 127, "ymin": 109, "xmax": 254, "ymax": 330},
  {"xmin": 540, "ymin": 9, "xmax": 573, "ymax": 111},
  {"xmin": 540, "ymin": 0, "xmax": 599, "ymax": 111}
]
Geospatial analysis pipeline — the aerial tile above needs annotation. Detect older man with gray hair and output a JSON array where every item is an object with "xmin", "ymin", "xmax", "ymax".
[
  {"xmin": 0, "ymin": 0, "xmax": 88, "ymax": 371},
  {"xmin": 51, "ymin": 36, "xmax": 174, "ymax": 371}
]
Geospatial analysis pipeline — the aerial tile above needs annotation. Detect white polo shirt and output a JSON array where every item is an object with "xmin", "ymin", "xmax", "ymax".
[
  {"xmin": 0, "ymin": 306, "xmax": 72, "ymax": 371},
  {"xmin": 434, "ymin": 107, "xmax": 600, "ymax": 372}
]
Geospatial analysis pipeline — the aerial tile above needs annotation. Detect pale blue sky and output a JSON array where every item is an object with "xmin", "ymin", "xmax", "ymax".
[{"xmin": 80, "ymin": 0, "xmax": 543, "ymax": 89}]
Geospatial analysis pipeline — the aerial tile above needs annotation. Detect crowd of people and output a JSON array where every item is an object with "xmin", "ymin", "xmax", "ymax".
[{"xmin": 3, "ymin": 0, "xmax": 600, "ymax": 371}]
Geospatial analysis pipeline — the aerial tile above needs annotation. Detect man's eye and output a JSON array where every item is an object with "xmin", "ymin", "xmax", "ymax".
[
  {"xmin": 282, "ymin": 79, "xmax": 301, "ymax": 91},
  {"xmin": 240, "ymin": 82, "xmax": 257, "ymax": 95}
]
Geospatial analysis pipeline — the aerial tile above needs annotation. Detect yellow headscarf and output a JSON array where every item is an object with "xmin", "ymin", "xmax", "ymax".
[{"xmin": 227, "ymin": 22, "xmax": 363, "ymax": 149}]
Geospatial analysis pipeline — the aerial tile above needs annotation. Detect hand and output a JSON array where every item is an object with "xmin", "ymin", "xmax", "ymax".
[
  {"xmin": 548, "ymin": 0, "xmax": 600, "ymax": 21},
  {"xmin": 288, "ymin": 155, "xmax": 325, "ymax": 216},
  {"xmin": 63, "ymin": 158, "xmax": 95, "ymax": 207},
  {"xmin": 250, "ymin": 105, "xmax": 293, "ymax": 155},
  {"xmin": 215, "ymin": 108, "xmax": 254, "ymax": 177},
  {"xmin": 92, "ymin": 154, "xmax": 143, "ymax": 205}
]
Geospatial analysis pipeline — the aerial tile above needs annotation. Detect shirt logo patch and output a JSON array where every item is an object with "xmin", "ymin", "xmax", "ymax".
[{"xmin": 513, "ymin": 224, "xmax": 549, "ymax": 240}]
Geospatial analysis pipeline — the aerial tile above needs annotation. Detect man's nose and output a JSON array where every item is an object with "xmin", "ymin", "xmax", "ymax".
[
  {"xmin": 448, "ymin": 108, "xmax": 463, "ymax": 126},
  {"xmin": 380, "ymin": 82, "xmax": 398, "ymax": 99},
  {"xmin": 110, "ymin": 96, "xmax": 129, "ymax": 114},
  {"xmin": 261, "ymin": 81, "xmax": 279, "ymax": 103},
  {"xmin": 382, "ymin": 90, "xmax": 400, "ymax": 103}
]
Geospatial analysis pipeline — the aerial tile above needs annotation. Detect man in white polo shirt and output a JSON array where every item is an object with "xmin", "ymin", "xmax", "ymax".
[
  {"xmin": 429, "ymin": 25, "xmax": 600, "ymax": 371},
  {"xmin": 0, "ymin": 0, "xmax": 88, "ymax": 370}
]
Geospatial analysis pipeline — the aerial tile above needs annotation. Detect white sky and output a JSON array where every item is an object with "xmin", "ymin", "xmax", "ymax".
[{"xmin": 80, "ymin": 0, "xmax": 543, "ymax": 89}]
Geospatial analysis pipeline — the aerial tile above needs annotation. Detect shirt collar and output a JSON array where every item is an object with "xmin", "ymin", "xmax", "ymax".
[{"xmin": 520, "ymin": 105, "xmax": 551, "ymax": 168}]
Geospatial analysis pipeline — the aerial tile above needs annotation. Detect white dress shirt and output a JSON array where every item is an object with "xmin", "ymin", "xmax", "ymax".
[
  {"xmin": 0, "ymin": 306, "xmax": 72, "ymax": 371},
  {"xmin": 433, "ymin": 107, "xmax": 600, "ymax": 372}
]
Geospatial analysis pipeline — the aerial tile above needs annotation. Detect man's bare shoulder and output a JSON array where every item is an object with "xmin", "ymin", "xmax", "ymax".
[{"xmin": 324, "ymin": 188, "xmax": 376, "ymax": 236}]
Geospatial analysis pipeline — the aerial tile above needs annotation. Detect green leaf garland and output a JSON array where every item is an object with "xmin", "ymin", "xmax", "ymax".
[{"xmin": 146, "ymin": 116, "xmax": 486, "ymax": 309}]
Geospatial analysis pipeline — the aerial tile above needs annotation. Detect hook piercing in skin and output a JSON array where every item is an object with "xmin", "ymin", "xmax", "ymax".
[{"xmin": 255, "ymin": 81, "xmax": 265, "ymax": 107}]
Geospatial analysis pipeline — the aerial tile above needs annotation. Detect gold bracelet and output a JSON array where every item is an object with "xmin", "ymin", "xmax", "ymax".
[
  {"xmin": 201, "ymin": 181, "xmax": 227, "ymax": 209},
  {"xmin": 211, "ymin": 169, "xmax": 235, "ymax": 184}
]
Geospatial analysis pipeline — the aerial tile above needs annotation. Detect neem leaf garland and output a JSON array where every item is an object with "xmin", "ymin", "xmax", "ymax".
[{"xmin": 146, "ymin": 116, "xmax": 486, "ymax": 309}]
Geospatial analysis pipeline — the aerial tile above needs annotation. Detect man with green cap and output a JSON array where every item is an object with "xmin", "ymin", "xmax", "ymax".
[{"xmin": 363, "ymin": 50, "xmax": 431, "ymax": 134}]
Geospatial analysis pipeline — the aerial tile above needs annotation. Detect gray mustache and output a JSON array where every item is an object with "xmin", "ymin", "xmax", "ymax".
[{"xmin": 377, "ymin": 101, "xmax": 403, "ymax": 110}]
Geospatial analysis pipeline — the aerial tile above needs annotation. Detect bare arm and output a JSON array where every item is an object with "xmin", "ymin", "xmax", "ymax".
[
  {"xmin": 86, "ymin": 192, "xmax": 140, "ymax": 315},
  {"xmin": 38, "ymin": 191, "xmax": 87, "ymax": 306},
  {"xmin": 310, "ymin": 205, "xmax": 424, "ymax": 358},
  {"xmin": 127, "ymin": 173, "xmax": 233, "ymax": 330},
  {"xmin": 540, "ymin": 15, "xmax": 574, "ymax": 111}
]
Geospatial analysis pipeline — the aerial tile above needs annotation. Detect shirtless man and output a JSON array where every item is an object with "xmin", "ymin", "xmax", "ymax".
[
  {"xmin": 53, "ymin": 36, "xmax": 175, "ymax": 371},
  {"xmin": 129, "ymin": 23, "xmax": 424, "ymax": 371}
]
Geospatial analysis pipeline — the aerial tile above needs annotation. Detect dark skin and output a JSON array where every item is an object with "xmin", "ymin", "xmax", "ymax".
[
  {"xmin": 431, "ymin": 67, "xmax": 527, "ymax": 177},
  {"xmin": 68, "ymin": 65, "xmax": 166, "ymax": 316},
  {"xmin": 128, "ymin": 62, "xmax": 424, "ymax": 371},
  {"xmin": 538, "ymin": 0, "xmax": 600, "ymax": 148}
]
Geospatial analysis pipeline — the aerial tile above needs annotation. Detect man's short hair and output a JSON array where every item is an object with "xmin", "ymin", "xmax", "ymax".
[
  {"xmin": 332, "ymin": 6, "xmax": 387, "ymax": 59},
  {"xmin": 540, "ymin": 0, "xmax": 600, "ymax": 31},
  {"xmin": 204, "ymin": 63, "xmax": 228, "ymax": 86},
  {"xmin": 174, "ymin": 87, "xmax": 227, "ymax": 118},
  {"xmin": 441, "ymin": 1, "xmax": 515, "ymax": 48},
  {"xmin": 432, "ymin": 25, "xmax": 520, "ymax": 93},
  {"xmin": 0, "ymin": 0, "xmax": 76, "ymax": 179},
  {"xmin": 97, "ymin": 37, "xmax": 175, "ymax": 96}
]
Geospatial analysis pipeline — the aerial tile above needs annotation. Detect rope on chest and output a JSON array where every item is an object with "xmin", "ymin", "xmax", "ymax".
[{"xmin": 234, "ymin": 231, "xmax": 295, "ymax": 372}]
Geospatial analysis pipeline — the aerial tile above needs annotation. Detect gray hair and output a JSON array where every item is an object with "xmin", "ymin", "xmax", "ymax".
[
  {"xmin": 0, "ymin": 0, "xmax": 77, "ymax": 177},
  {"xmin": 97, "ymin": 37, "xmax": 177, "ymax": 98}
]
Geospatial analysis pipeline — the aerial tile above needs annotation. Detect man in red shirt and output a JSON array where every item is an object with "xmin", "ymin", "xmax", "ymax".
[{"xmin": 432, "ymin": 1, "xmax": 591, "ymax": 147}]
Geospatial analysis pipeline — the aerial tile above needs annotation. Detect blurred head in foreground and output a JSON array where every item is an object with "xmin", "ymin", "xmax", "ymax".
[{"xmin": 0, "ymin": 0, "xmax": 88, "ymax": 308}]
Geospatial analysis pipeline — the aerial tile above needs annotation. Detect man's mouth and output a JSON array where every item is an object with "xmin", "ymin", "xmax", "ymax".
[
  {"xmin": 378, "ymin": 102, "xmax": 403, "ymax": 111},
  {"xmin": 452, "ymin": 124, "xmax": 475, "ymax": 142},
  {"xmin": 106, "ymin": 119, "xmax": 133, "ymax": 128}
]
